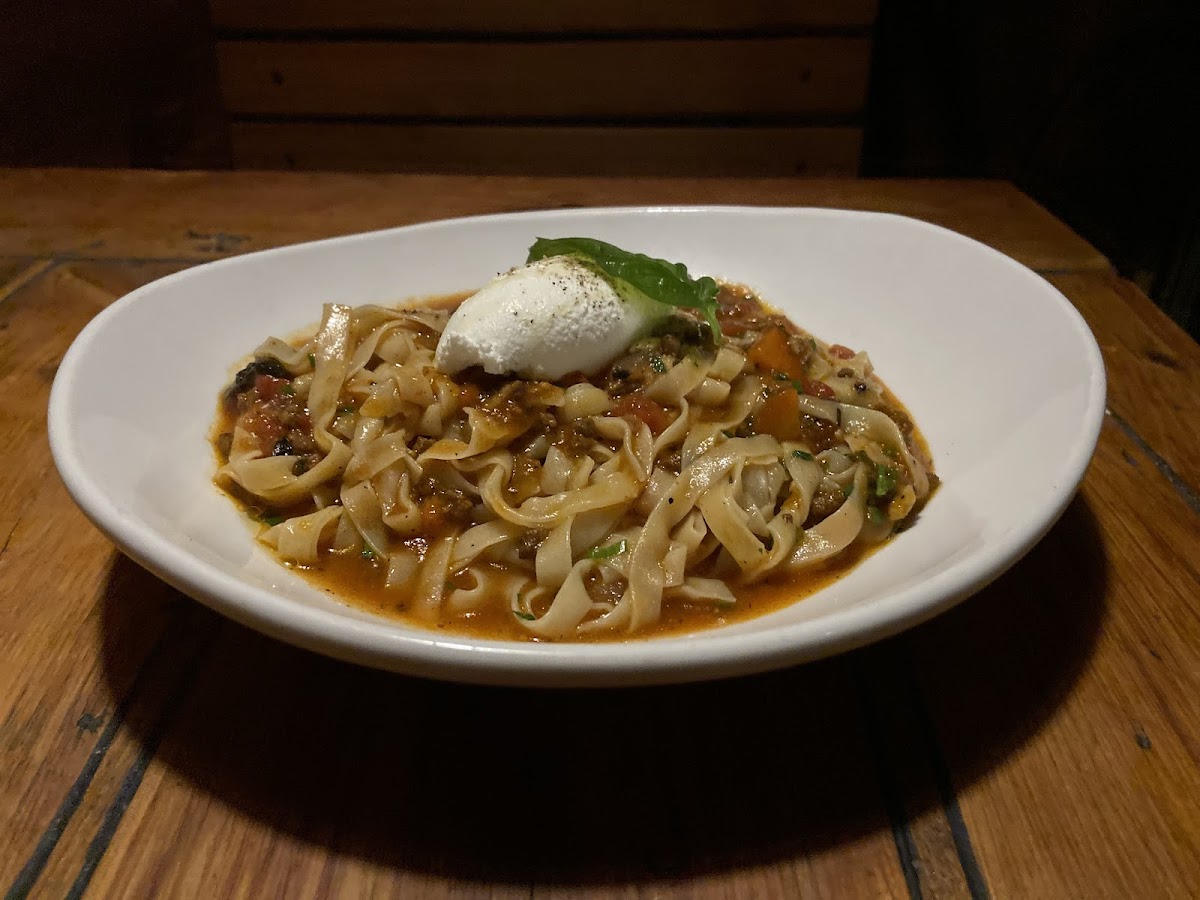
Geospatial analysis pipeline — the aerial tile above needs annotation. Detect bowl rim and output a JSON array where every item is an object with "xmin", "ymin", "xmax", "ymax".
[{"xmin": 48, "ymin": 204, "xmax": 1107, "ymax": 687}]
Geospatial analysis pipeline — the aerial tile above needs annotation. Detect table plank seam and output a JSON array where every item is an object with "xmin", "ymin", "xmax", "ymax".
[
  {"xmin": 62, "ymin": 617, "xmax": 220, "ymax": 900},
  {"xmin": 0, "ymin": 510, "xmax": 22, "ymax": 563},
  {"xmin": 3, "ymin": 613, "xmax": 178, "ymax": 900},
  {"xmin": 898, "ymin": 644, "xmax": 992, "ymax": 900},
  {"xmin": 0, "ymin": 259, "xmax": 58, "ymax": 308},
  {"xmin": 853, "ymin": 660, "xmax": 925, "ymax": 900},
  {"xmin": 1107, "ymin": 411, "xmax": 1200, "ymax": 516},
  {"xmin": 48, "ymin": 253, "xmax": 230, "ymax": 267}
]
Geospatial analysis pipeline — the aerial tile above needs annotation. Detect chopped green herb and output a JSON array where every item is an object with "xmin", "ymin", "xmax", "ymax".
[
  {"xmin": 292, "ymin": 458, "xmax": 309, "ymax": 476},
  {"xmin": 307, "ymin": 353, "xmax": 316, "ymax": 367},
  {"xmin": 843, "ymin": 483, "xmax": 855, "ymax": 498},
  {"xmin": 586, "ymin": 539, "xmax": 627, "ymax": 560},
  {"xmin": 876, "ymin": 464, "xmax": 896, "ymax": 497},
  {"xmin": 513, "ymin": 610, "xmax": 536, "ymax": 621},
  {"xmin": 361, "ymin": 547, "xmax": 376, "ymax": 560},
  {"xmin": 281, "ymin": 384, "xmax": 295, "ymax": 396},
  {"xmin": 261, "ymin": 514, "xmax": 285, "ymax": 527},
  {"xmin": 526, "ymin": 237, "xmax": 723, "ymax": 340},
  {"xmin": 866, "ymin": 506, "xmax": 887, "ymax": 525},
  {"xmin": 792, "ymin": 450, "xmax": 815, "ymax": 461},
  {"xmin": 650, "ymin": 355, "xmax": 667, "ymax": 374},
  {"xmin": 774, "ymin": 371, "xmax": 790, "ymax": 381}
]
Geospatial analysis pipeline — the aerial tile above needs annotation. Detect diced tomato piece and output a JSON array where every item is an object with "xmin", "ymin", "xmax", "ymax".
[
  {"xmin": 801, "ymin": 377, "xmax": 837, "ymax": 400},
  {"xmin": 611, "ymin": 392, "xmax": 671, "ymax": 434},
  {"xmin": 828, "ymin": 344, "xmax": 855, "ymax": 360},
  {"xmin": 253, "ymin": 374, "xmax": 289, "ymax": 401}
]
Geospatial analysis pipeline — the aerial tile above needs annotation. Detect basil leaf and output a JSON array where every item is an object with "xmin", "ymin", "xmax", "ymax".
[
  {"xmin": 526, "ymin": 237, "xmax": 722, "ymax": 341},
  {"xmin": 586, "ymin": 539, "xmax": 627, "ymax": 560},
  {"xmin": 876, "ymin": 464, "xmax": 896, "ymax": 497},
  {"xmin": 792, "ymin": 450, "xmax": 815, "ymax": 461},
  {"xmin": 513, "ymin": 610, "xmax": 536, "ymax": 621}
]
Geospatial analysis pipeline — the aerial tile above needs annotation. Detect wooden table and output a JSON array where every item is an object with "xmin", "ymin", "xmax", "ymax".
[{"xmin": 2, "ymin": 169, "xmax": 1197, "ymax": 899}]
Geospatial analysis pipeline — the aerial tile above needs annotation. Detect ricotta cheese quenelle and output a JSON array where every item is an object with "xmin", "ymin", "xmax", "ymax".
[{"xmin": 433, "ymin": 255, "xmax": 661, "ymax": 380}]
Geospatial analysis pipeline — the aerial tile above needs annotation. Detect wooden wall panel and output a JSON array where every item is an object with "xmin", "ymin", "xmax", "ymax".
[
  {"xmin": 230, "ymin": 123, "xmax": 863, "ymax": 176},
  {"xmin": 217, "ymin": 38, "xmax": 871, "ymax": 119},
  {"xmin": 210, "ymin": 0, "xmax": 878, "ymax": 33}
]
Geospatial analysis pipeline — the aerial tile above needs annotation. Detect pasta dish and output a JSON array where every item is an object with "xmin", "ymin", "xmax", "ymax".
[{"xmin": 213, "ymin": 239, "xmax": 935, "ymax": 640}]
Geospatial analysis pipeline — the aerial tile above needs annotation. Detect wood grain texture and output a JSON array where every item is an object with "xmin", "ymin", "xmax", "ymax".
[
  {"xmin": 7, "ymin": 174, "xmax": 1194, "ymax": 900},
  {"xmin": 0, "ymin": 259, "xmax": 38, "ymax": 294},
  {"xmin": 909, "ymin": 416, "xmax": 1200, "ymax": 898},
  {"xmin": 1052, "ymin": 270, "xmax": 1200, "ymax": 494},
  {"xmin": 76, "ymin": 630, "xmax": 912, "ymax": 898},
  {"xmin": 230, "ymin": 122, "xmax": 863, "ymax": 177},
  {"xmin": 210, "ymin": 0, "xmax": 879, "ymax": 33},
  {"xmin": 0, "ymin": 169, "xmax": 1110, "ymax": 274},
  {"xmin": 216, "ymin": 38, "xmax": 870, "ymax": 118},
  {"xmin": 0, "ymin": 262, "xmax": 193, "ymax": 891}
]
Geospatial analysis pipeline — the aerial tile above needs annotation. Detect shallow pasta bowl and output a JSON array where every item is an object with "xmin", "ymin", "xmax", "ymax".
[{"xmin": 48, "ymin": 207, "xmax": 1105, "ymax": 687}]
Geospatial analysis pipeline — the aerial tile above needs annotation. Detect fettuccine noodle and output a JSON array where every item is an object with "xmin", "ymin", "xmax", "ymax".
[{"xmin": 213, "ymin": 283, "xmax": 936, "ymax": 640}]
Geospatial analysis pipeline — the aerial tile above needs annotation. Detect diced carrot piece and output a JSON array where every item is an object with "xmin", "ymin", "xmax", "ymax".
[
  {"xmin": 754, "ymin": 387, "xmax": 804, "ymax": 440},
  {"xmin": 747, "ymin": 325, "xmax": 806, "ymax": 380},
  {"xmin": 611, "ymin": 392, "xmax": 671, "ymax": 434}
]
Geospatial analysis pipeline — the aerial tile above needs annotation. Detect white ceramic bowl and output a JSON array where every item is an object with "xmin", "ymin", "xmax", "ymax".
[{"xmin": 48, "ymin": 207, "xmax": 1105, "ymax": 687}]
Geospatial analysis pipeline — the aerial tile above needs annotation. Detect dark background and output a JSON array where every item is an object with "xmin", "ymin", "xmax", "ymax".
[{"xmin": 2, "ymin": 0, "xmax": 1196, "ymax": 338}]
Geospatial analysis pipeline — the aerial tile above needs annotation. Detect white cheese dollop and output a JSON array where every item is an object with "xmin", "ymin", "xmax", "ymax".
[{"xmin": 434, "ymin": 255, "xmax": 654, "ymax": 380}]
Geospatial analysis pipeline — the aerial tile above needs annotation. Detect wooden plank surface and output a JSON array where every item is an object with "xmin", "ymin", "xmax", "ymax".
[
  {"xmin": 210, "ymin": 0, "xmax": 879, "ymax": 33},
  {"xmin": 0, "ymin": 262, "xmax": 198, "ymax": 895},
  {"xmin": 230, "ymin": 123, "xmax": 864, "ymax": 176},
  {"xmin": 0, "ymin": 169, "xmax": 1109, "ymax": 274},
  {"xmin": 6, "ymin": 174, "xmax": 1197, "ymax": 900},
  {"xmin": 1054, "ymin": 270, "xmax": 1200, "ymax": 494},
  {"xmin": 909, "ymin": 418, "xmax": 1200, "ymax": 898},
  {"xmin": 75, "ymin": 633, "xmax": 910, "ymax": 898},
  {"xmin": 216, "ymin": 38, "xmax": 871, "ymax": 118}
]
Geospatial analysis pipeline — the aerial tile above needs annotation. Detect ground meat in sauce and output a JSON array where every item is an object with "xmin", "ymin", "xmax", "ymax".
[
  {"xmin": 514, "ymin": 528, "xmax": 548, "ymax": 560},
  {"xmin": 716, "ymin": 284, "xmax": 771, "ymax": 337},
  {"xmin": 600, "ymin": 349, "xmax": 660, "ymax": 396},
  {"xmin": 797, "ymin": 415, "xmax": 841, "ymax": 453},
  {"xmin": 807, "ymin": 487, "xmax": 845, "ymax": 525},
  {"xmin": 479, "ymin": 380, "xmax": 560, "ymax": 430},
  {"xmin": 228, "ymin": 357, "xmax": 290, "ymax": 396},
  {"xmin": 553, "ymin": 421, "xmax": 595, "ymax": 457},
  {"xmin": 223, "ymin": 366, "xmax": 318, "ymax": 463},
  {"xmin": 415, "ymin": 475, "xmax": 474, "ymax": 532}
]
